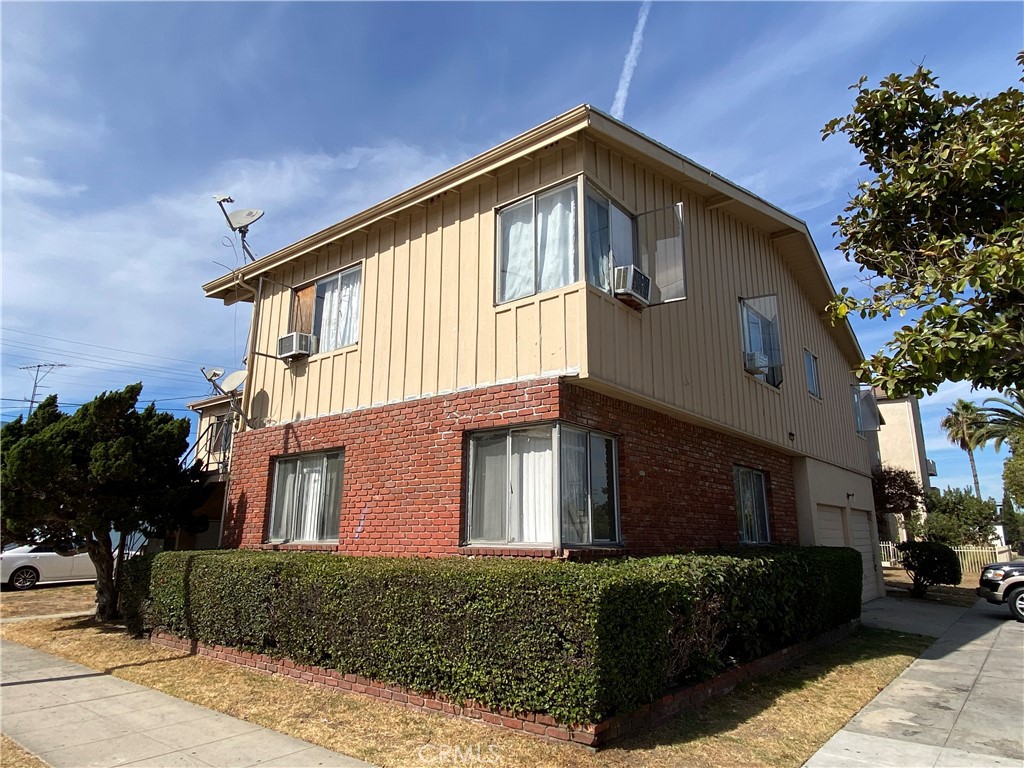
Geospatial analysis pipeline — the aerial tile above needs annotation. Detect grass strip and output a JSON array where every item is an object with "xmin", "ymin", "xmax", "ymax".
[{"xmin": 0, "ymin": 618, "xmax": 929, "ymax": 768}]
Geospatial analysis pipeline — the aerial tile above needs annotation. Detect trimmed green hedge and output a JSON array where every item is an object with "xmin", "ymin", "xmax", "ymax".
[{"xmin": 121, "ymin": 546, "xmax": 861, "ymax": 724}]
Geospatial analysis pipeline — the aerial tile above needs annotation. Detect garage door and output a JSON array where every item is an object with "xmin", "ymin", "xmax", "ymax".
[
  {"xmin": 849, "ymin": 510, "xmax": 881, "ymax": 601},
  {"xmin": 817, "ymin": 505, "xmax": 845, "ymax": 547},
  {"xmin": 816, "ymin": 504, "xmax": 880, "ymax": 602}
]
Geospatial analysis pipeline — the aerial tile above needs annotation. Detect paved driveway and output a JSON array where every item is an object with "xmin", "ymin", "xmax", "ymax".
[{"xmin": 807, "ymin": 599, "xmax": 1024, "ymax": 767}]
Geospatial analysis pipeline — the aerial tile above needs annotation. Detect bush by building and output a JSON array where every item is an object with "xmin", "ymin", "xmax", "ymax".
[
  {"xmin": 896, "ymin": 540, "xmax": 962, "ymax": 597},
  {"xmin": 122, "ymin": 547, "xmax": 861, "ymax": 725}
]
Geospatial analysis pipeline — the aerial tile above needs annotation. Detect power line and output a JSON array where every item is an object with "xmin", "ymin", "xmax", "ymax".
[
  {"xmin": 1, "ymin": 327, "xmax": 234, "ymax": 368},
  {"xmin": 3, "ymin": 341, "xmax": 210, "ymax": 382}
]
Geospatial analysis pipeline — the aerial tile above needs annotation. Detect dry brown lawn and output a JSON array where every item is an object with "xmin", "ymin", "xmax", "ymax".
[
  {"xmin": 0, "ymin": 583, "xmax": 96, "ymax": 619},
  {"xmin": 0, "ymin": 735, "xmax": 48, "ymax": 768},
  {"xmin": 883, "ymin": 567, "xmax": 980, "ymax": 608},
  {"xmin": 0, "ymin": 617, "xmax": 930, "ymax": 768}
]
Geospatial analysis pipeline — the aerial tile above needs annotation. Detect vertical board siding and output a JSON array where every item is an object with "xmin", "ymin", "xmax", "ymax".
[
  {"xmin": 246, "ymin": 143, "xmax": 584, "ymax": 427},
  {"xmin": 581, "ymin": 136, "xmax": 869, "ymax": 474}
]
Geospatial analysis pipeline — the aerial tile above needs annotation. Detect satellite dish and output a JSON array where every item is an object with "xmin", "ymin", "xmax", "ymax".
[
  {"xmin": 228, "ymin": 209, "xmax": 264, "ymax": 231},
  {"xmin": 203, "ymin": 367, "xmax": 225, "ymax": 383},
  {"xmin": 214, "ymin": 195, "xmax": 265, "ymax": 264},
  {"xmin": 220, "ymin": 370, "xmax": 247, "ymax": 393}
]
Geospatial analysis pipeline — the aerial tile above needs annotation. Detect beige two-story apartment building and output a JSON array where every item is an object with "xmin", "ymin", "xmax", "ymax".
[{"xmin": 202, "ymin": 106, "xmax": 884, "ymax": 600}]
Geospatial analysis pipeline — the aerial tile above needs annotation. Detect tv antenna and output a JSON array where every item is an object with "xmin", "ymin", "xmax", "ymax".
[{"xmin": 214, "ymin": 195, "xmax": 264, "ymax": 263}]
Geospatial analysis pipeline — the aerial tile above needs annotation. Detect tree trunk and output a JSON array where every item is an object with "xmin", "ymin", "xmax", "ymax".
[
  {"xmin": 968, "ymin": 448, "xmax": 981, "ymax": 498},
  {"xmin": 87, "ymin": 530, "xmax": 118, "ymax": 622}
]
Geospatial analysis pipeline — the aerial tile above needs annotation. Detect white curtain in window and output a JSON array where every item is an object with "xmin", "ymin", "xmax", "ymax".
[
  {"xmin": 295, "ymin": 456, "xmax": 324, "ymax": 541},
  {"xmin": 500, "ymin": 200, "xmax": 534, "ymax": 302},
  {"xmin": 536, "ymin": 186, "xmax": 576, "ymax": 292},
  {"xmin": 510, "ymin": 429, "xmax": 553, "ymax": 544},
  {"xmin": 318, "ymin": 268, "xmax": 362, "ymax": 352}
]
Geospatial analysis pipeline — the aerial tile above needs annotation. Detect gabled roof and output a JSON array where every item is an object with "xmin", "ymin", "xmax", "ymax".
[{"xmin": 202, "ymin": 105, "xmax": 863, "ymax": 366}]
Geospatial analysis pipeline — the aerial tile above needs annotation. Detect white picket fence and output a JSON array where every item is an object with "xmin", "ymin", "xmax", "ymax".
[{"xmin": 881, "ymin": 541, "xmax": 1013, "ymax": 573}]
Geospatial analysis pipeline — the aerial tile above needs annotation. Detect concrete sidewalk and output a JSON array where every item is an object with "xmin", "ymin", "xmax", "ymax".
[
  {"xmin": 0, "ymin": 639, "xmax": 375, "ymax": 768},
  {"xmin": 807, "ymin": 598, "xmax": 1024, "ymax": 767}
]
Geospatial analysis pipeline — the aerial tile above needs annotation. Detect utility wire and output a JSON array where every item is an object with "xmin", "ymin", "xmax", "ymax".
[
  {"xmin": 2, "ymin": 341, "xmax": 212, "ymax": 382},
  {"xmin": 1, "ymin": 327, "xmax": 234, "ymax": 368}
]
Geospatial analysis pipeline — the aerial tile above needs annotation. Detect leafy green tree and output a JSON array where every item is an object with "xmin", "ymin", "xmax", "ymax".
[
  {"xmin": 824, "ymin": 55, "xmax": 1024, "ymax": 397},
  {"xmin": 1004, "ymin": 429, "xmax": 1024, "ymax": 518},
  {"xmin": 1, "ymin": 385, "xmax": 208, "ymax": 620},
  {"xmin": 940, "ymin": 399, "xmax": 987, "ymax": 498},
  {"xmin": 923, "ymin": 487, "xmax": 997, "ymax": 546},
  {"xmin": 871, "ymin": 464, "xmax": 924, "ymax": 540},
  {"xmin": 1001, "ymin": 488, "xmax": 1021, "ymax": 551}
]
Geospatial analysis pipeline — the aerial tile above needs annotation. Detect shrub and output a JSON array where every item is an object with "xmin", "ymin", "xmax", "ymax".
[
  {"xmin": 122, "ymin": 547, "xmax": 861, "ymax": 724},
  {"xmin": 897, "ymin": 540, "xmax": 962, "ymax": 596}
]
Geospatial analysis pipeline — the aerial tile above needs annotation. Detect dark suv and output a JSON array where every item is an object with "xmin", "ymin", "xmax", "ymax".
[{"xmin": 977, "ymin": 561, "xmax": 1024, "ymax": 622}]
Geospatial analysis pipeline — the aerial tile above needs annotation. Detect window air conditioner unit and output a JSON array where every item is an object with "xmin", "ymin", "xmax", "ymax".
[
  {"xmin": 744, "ymin": 352, "xmax": 770, "ymax": 373},
  {"xmin": 613, "ymin": 265, "xmax": 651, "ymax": 308},
  {"xmin": 277, "ymin": 332, "xmax": 317, "ymax": 360}
]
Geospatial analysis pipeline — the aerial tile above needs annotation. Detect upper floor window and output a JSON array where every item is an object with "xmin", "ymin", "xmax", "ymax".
[
  {"xmin": 740, "ymin": 295, "xmax": 783, "ymax": 387},
  {"xmin": 292, "ymin": 264, "xmax": 362, "ymax": 353},
  {"xmin": 467, "ymin": 423, "xmax": 619, "ymax": 547},
  {"xmin": 851, "ymin": 384, "xmax": 880, "ymax": 435},
  {"xmin": 497, "ymin": 182, "xmax": 577, "ymax": 303},
  {"xmin": 269, "ymin": 451, "xmax": 344, "ymax": 543},
  {"xmin": 734, "ymin": 465, "xmax": 770, "ymax": 544},
  {"xmin": 585, "ymin": 186, "xmax": 635, "ymax": 293},
  {"xmin": 495, "ymin": 177, "xmax": 686, "ymax": 306},
  {"xmin": 804, "ymin": 350, "xmax": 821, "ymax": 398}
]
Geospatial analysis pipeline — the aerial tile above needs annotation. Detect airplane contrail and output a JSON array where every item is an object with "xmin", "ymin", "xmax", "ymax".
[{"xmin": 611, "ymin": 0, "xmax": 653, "ymax": 120}]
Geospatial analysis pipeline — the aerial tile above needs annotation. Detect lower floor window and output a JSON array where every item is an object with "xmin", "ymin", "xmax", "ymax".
[
  {"xmin": 734, "ymin": 465, "xmax": 770, "ymax": 543},
  {"xmin": 269, "ymin": 451, "xmax": 344, "ymax": 542},
  {"xmin": 468, "ymin": 423, "xmax": 618, "ymax": 546}
]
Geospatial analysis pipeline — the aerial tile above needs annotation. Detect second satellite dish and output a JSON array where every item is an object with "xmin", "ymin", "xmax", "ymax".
[
  {"xmin": 220, "ymin": 370, "xmax": 247, "ymax": 393},
  {"xmin": 228, "ymin": 209, "xmax": 264, "ymax": 231}
]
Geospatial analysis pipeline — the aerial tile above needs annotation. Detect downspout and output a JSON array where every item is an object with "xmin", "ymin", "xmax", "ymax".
[{"xmin": 217, "ymin": 274, "xmax": 264, "ymax": 548}]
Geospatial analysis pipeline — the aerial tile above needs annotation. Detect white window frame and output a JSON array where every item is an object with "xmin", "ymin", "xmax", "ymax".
[
  {"xmin": 465, "ymin": 422, "xmax": 620, "ymax": 547},
  {"xmin": 268, "ymin": 451, "xmax": 344, "ymax": 544},
  {"xmin": 739, "ymin": 295, "xmax": 784, "ymax": 388},
  {"xmin": 495, "ymin": 180, "xmax": 579, "ymax": 305},
  {"xmin": 734, "ymin": 465, "xmax": 770, "ymax": 544},
  {"xmin": 804, "ymin": 349, "xmax": 821, "ymax": 399}
]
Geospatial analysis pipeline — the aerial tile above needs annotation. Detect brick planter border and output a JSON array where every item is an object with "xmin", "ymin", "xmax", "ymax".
[{"xmin": 150, "ymin": 620, "xmax": 857, "ymax": 749}]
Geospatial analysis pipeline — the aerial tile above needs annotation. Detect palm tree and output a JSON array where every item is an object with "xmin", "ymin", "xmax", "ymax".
[
  {"xmin": 940, "ymin": 399, "xmax": 987, "ymax": 498},
  {"xmin": 976, "ymin": 389, "xmax": 1024, "ymax": 449}
]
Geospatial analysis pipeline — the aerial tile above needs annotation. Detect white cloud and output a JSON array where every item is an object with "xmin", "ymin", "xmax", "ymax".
[
  {"xmin": 2, "ymin": 171, "xmax": 87, "ymax": 198},
  {"xmin": 611, "ymin": 0, "xmax": 653, "ymax": 120},
  {"xmin": 1, "ymin": 143, "xmax": 453, "ymax": 412}
]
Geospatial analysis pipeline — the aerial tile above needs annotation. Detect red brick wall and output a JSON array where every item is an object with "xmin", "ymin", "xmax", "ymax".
[
  {"xmin": 222, "ymin": 377, "xmax": 798, "ymax": 554},
  {"xmin": 223, "ymin": 379, "xmax": 561, "ymax": 552},
  {"xmin": 559, "ymin": 383, "xmax": 799, "ymax": 552}
]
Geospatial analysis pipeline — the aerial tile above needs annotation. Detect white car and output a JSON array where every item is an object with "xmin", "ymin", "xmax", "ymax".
[{"xmin": 0, "ymin": 542, "xmax": 98, "ymax": 590}]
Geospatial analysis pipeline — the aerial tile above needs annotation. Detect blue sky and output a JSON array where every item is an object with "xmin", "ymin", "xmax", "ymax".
[{"xmin": 2, "ymin": 1, "xmax": 1021, "ymax": 501}]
